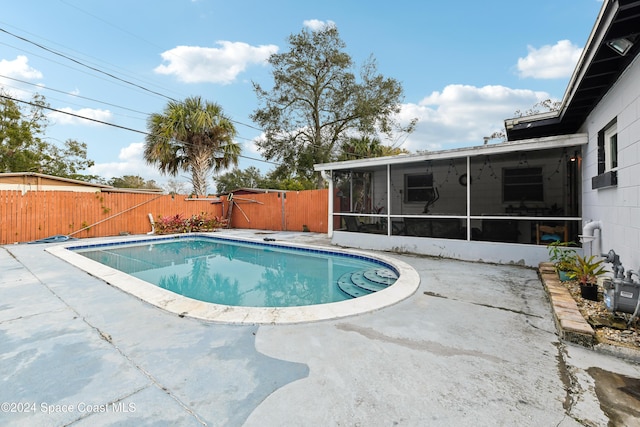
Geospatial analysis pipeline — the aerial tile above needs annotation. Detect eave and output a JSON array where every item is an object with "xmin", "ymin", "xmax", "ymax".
[{"xmin": 506, "ymin": 0, "xmax": 640, "ymax": 141}]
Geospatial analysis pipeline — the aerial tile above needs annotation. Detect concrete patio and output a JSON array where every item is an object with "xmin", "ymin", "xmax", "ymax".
[{"xmin": 1, "ymin": 230, "xmax": 639, "ymax": 426}]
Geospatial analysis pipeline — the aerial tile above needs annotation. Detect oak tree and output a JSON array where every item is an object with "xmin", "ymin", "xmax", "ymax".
[{"xmin": 251, "ymin": 24, "xmax": 415, "ymax": 188}]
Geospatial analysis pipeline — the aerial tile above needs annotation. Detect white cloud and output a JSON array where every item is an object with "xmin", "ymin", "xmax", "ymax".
[
  {"xmin": 0, "ymin": 55, "xmax": 44, "ymax": 98},
  {"xmin": 0, "ymin": 55, "xmax": 43, "ymax": 80},
  {"xmin": 516, "ymin": 40, "xmax": 582, "ymax": 79},
  {"xmin": 242, "ymin": 135, "xmax": 262, "ymax": 157},
  {"xmin": 88, "ymin": 142, "xmax": 174, "ymax": 183},
  {"xmin": 303, "ymin": 19, "xmax": 336, "ymax": 31},
  {"xmin": 396, "ymin": 84, "xmax": 552, "ymax": 152},
  {"xmin": 246, "ymin": 84, "xmax": 553, "ymax": 156},
  {"xmin": 47, "ymin": 107, "xmax": 112, "ymax": 126},
  {"xmin": 154, "ymin": 41, "xmax": 278, "ymax": 84},
  {"xmin": 90, "ymin": 140, "xmax": 267, "ymax": 191}
]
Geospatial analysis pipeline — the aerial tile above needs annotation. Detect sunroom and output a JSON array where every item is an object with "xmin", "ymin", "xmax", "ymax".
[{"xmin": 315, "ymin": 133, "xmax": 587, "ymax": 266}]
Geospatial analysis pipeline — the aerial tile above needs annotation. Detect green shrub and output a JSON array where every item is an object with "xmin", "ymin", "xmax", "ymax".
[
  {"xmin": 155, "ymin": 212, "xmax": 228, "ymax": 234},
  {"xmin": 547, "ymin": 241, "xmax": 577, "ymax": 271},
  {"xmin": 567, "ymin": 255, "xmax": 607, "ymax": 285}
]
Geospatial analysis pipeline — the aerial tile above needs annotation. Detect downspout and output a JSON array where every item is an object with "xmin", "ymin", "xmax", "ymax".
[{"xmin": 579, "ymin": 220, "xmax": 602, "ymax": 255}]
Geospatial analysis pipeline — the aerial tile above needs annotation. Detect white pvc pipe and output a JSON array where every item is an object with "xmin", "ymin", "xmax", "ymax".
[
  {"xmin": 147, "ymin": 213, "xmax": 156, "ymax": 235},
  {"xmin": 582, "ymin": 220, "xmax": 602, "ymax": 237},
  {"xmin": 580, "ymin": 220, "xmax": 602, "ymax": 255}
]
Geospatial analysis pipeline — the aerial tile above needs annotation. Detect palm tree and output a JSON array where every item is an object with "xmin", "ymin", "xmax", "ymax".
[
  {"xmin": 338, "ymin": 136, "xmax": 408, "ymax": 161},
  {"xmin": 144, "ymin": 97, "xmax": 240, "ymax": 195}
]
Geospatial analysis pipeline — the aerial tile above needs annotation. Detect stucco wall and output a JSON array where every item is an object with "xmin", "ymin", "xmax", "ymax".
[
  {"xmin": 579, "ymin": 54, "xmax": 640, "ymax": 269},
  {"xmin": 331, "ymin": 230, "xmax": 554, "ymax": 267}
]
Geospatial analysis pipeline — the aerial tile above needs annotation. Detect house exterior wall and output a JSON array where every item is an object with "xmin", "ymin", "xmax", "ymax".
[
  {"xmin": 579, "ymin": 54, "xmax": 640, "ymax": 269},
  {"xmin": 331, "ymin": 230, "xmax": 551, "ymax": 267},
  {"xmin": 0, "ymin": 175, "xmax": 102, "ymax": 193},
  {"xmin": 368, "ymin": 150, "xmax": 571, "ymax": 218}
]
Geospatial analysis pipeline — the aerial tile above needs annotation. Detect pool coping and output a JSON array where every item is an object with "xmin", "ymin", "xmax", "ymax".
[{"xmin": 46, "ymin": 233, "xmax": 421, "ymax": 325}]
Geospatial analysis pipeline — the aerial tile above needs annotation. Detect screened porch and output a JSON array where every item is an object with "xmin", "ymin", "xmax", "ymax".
[{"xmin": 319, "ymin": 135, "xmax": 586, "ymax": 248}]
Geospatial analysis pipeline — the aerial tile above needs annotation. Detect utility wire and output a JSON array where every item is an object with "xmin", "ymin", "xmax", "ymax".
[
  {"xmin": 0, "ymin": 27, "xmax": 187, "ymax": 102},
  {"xmin": 1, "ymin": 93, "xmax": 146, "ymax": 134},
  {"xmin": 0, "ymin": 74, "xmax": 149, "ymax": 116},
  {"xmin": 1, "ymin": 80, "xmax": 263, "ymax": 146},
  {"xmin": 0, "ymin": 26, "xmax": 177, "ymax": 102},
  {"xmin": 59, "ymin": 0, "xmax": 172, "ymax": 58},
  {"xmin": 0, "ymin": 38, "xmax": 263, "ymax": 132},
  {"xmin": 0, "ymin": 93, "xmax": 281, "ymax": 165},
  {"xmin": 0, "ymin": 39, "xmax": 157, "ymax": 98},
  {"xmin": 0, "ymin": 27, "xmax": 380, "ymax": 162}
]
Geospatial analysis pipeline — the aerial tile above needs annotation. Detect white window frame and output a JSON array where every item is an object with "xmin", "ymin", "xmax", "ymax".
[
  {"xmin": 404, "ymin": 173, "xmax": 433, "ymax": 204},
  {"xmin": 604, "ymin": 122, "xmax": 618, "ymax": 172}
]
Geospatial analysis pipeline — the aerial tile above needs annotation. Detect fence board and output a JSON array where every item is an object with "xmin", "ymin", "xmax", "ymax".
[
  {"xmin": 0, "ymin": 189, "xmax": 328, "ymax": 244},
  {"xmin": 223, "ymin": 190, "xmax": 328, "ymax": 233}
]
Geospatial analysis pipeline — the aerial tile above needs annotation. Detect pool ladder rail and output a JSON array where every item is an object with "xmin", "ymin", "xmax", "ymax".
[{"xmin": 337, "ymin": 268, "xmax": 398, "ymax": 298}]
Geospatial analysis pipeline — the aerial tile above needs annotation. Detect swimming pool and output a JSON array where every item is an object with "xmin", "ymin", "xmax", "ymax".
[
  {"xmin": 73, "ymin": 236, "xmax": 398, "ymax": 307},
  {"xmin": 47, "ymin": 232, "xmax": 420, "ymax": 324}
]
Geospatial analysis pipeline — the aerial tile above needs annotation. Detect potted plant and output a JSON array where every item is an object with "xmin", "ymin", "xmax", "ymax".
[
  {"xmin": 567, "ymin": 254, "xmax": 607, "ymax": 301},
  {"xmin": 547, "ymin": 241, "xmax": 577, "ymax": 281}
]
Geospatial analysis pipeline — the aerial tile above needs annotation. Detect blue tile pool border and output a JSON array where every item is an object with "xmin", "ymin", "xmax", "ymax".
[{"xmin": 68, "ymin": 233, "xmax": 399, "ymax": 276}]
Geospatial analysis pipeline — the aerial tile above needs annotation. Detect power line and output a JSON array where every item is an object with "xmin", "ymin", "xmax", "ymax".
[
  {"xmin": 59, "ymin": 0, "xmax": 171, "ymax": 56},
  {"xmin": 0, "ymin": 93, "xmax": 281, "ymax": 165},
  {"xmin": 0, "ymin": 79, "xmax": 266, "ymax": 149},
  {"xmin": 1, "ymin": 93, "xmax": 146, "ymax": 134},
  {"xmin": 0, "ymin": 36, "xmax": 264, "ymax": 133},
  {"xmin": 0, "ymin": 74, "xmax": 149, "ymax": 116},
  {"xmin": 1, "ymin": 24, "xmax": 332, "ymax": 152},
  {"xmin": 0, "ymin": 39, "xmax": 159, "ymax": 99},
  {"xmin": 0, "ymin": 26, "xmax": 177, "ymax": 103},
  {"xmin": 0, "ymin": 70, "xmax": 264, "ymax": 134},
  {"xmin": 0, "ymin": 28, "xmax": 188, "ymax": 103},
  {"xmin": 0, "ymin": 26, "xmax": 381, "ymax": 163}
]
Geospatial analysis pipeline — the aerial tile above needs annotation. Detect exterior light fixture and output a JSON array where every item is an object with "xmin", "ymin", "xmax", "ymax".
[{"xmin": 606, "ymin": 37, "xmax": 634, "ymax": 56}]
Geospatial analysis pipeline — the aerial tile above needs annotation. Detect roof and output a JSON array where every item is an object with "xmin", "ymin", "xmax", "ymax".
[
  {"xmin": 0, "ymin": 172, "xmax": 164, "ymax": 194},
  {"xmin": 0, "ymin": 172, "xmax": 110, "ymax": 188},
  {"xmin": 314, "ymin": 133, "xmax": 587, "ymax": 171},
  {"xmin": 506, "ymin": 0, "xmax": 640, "ymax": 141}
]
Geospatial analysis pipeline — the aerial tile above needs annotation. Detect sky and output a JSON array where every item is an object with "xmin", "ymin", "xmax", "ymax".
[{"xmin": 0, "ymin": 0, "xmax": 605, "ymax": 191}]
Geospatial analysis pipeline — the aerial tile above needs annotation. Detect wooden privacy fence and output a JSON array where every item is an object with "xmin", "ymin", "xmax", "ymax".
[
  {"xmin": 0, "ymin": 189, "xmax": 328, "ymax": 245},
  {"xmin": 221, "ymin": 190, "xmax": 328, "ymax": 233}
]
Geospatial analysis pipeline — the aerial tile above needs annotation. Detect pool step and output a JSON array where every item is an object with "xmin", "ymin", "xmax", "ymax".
[{"xmin": 337, "ymin": 268, "xmax": 398, "ymax": 298}]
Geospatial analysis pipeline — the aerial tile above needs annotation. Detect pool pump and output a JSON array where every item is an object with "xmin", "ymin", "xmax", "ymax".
[{"xmin": 602, "ymin": 249, "xmax": 640, "ymax": 325}]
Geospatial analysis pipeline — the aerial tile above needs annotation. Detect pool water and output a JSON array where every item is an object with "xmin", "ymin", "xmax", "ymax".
[{"xmin": 75, "ymin": 237, "xmax": 398, "ymax": 308}]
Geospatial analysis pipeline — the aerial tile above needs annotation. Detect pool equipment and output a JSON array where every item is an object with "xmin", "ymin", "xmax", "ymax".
[{"xmin": 602, "ymin": 249, "xmax": 640, "ymax": 325}]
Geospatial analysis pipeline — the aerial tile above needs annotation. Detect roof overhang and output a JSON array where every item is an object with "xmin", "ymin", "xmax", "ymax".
[
  {"xmin": 314, "ymin": 133, "xmax": 587, "ymax": 172},
  {"xmin": 506, "ymin": 0, "xmax": 640, "ymax": 141},
  {"xmin": 0, "ymin": 172, "xmax": 111, "ymax": 189},
  {"xmin": 0, "ymin": 172, "xmax": 164, "ymax": 194}
]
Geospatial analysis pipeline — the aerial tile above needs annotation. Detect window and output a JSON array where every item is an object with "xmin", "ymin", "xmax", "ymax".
[
  {"xmin": 503, "ymin": 167, "xmax": 543, "ymax": 202},
  {"xmin": 404, "ymin": 173, "xmax": 433, "ymax": 202},
  {"xmin": 593, "ymin": 118, "xmax": 618, "ymax": 189},
  {"xmin": 604, "ymin": 122, "xmax": 618, "ymax": 171}
]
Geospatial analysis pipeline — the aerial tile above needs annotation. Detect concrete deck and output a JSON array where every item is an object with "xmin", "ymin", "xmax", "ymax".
[{"xmin": 1, "ymin": 230, "xmax": 639, "ymax": 426}]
